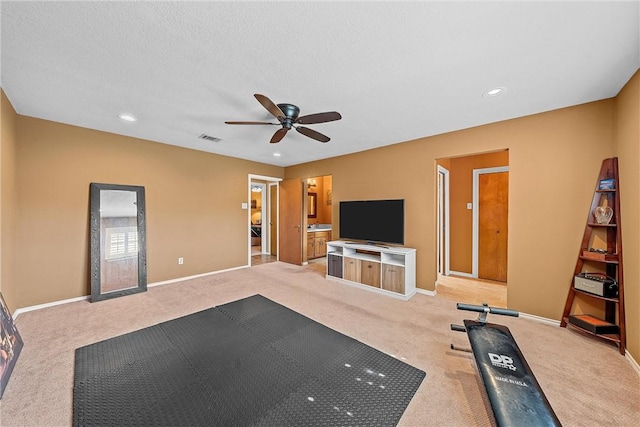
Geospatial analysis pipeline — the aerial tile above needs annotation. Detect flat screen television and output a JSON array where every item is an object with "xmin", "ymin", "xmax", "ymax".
[{"xmin": 339, "ymin": 199, "xmax": 404, "ymax": 245}]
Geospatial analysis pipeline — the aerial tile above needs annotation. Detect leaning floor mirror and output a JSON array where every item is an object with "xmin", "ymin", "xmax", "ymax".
[{"xmin": 90, "ymin": 183, "xmax": 147, "ymax": 302}]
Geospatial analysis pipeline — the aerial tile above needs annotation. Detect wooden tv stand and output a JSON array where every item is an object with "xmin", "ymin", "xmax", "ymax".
[{"xmin": 325, "ymin": 241, "xmax": 416, "ymax": 300}]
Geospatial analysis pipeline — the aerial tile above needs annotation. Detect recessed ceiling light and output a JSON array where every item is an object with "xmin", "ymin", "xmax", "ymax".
[
  {"xmin": 118, "ymin": 113, "xmax": 137, "ymax": 122},
  {"xmin": 273, "ymin": 152, "xmax": 281, "ymax": 157},
  {"xmin": 483, "ymin": 87, "xmax": 507, "ymax": 98}
]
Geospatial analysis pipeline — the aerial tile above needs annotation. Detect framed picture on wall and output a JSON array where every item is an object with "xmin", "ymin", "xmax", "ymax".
[{"xmin": 0, "ymin": 292, "xmax": 23, "ymax": 399}]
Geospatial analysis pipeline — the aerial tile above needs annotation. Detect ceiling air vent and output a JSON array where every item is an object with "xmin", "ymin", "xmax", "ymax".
[{"xmin": 199, "ymin": 134, "xmax": 221, "ymax": 142}]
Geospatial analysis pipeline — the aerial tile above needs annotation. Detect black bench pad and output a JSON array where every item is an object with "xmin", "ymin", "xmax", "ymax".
[{"xmin": 464, "ymin": 319, "xmax": 561, "ymax": 427}]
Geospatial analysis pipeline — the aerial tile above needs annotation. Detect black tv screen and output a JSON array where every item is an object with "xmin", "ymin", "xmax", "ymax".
[{"xmin": 339, "ymin": 199, "xmax": 404, "ymax": 245}]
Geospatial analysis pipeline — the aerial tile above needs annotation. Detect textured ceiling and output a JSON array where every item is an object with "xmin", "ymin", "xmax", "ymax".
[{"xmin": 2, "ymin": 1, "xmax": 639, "ymax": 167}]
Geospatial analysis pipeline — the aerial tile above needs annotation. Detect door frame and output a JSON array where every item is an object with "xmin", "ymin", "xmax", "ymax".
[
  {"xmin": 268, "ymin": 182, "xmax": 278, "ymax": 256},
  {"xmin": 436, "ymin": 165, "xmax": 450, "ymax": 277},
  {"xmin": 252, "ymin": 182, "xmax": 268, "ymax": 254},
  {"xmin": 248, "ymin": 174, "xmax": 282, "ymax": 264},
  {"xmin": 472, "ymin": 166, "xmax": 509, "ymax": 278}
]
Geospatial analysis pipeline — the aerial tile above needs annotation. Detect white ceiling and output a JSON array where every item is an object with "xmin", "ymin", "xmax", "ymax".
[{"xmin": 2, "ymin": 1, "xmax": 638, "ymax": 167}]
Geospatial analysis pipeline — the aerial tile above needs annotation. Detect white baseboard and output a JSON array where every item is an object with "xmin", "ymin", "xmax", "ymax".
[
  {"xmin": 519, "ymin": 312, "xmax": 561, "ymax": 327},
  {"xmin": 13, "ymin": 265, "xmax": 250, "ymax": 320},
  {"xmin": 148, "ymin": 265, "xmax": 249, "ymax": 288},
  {"xmin": 10, "ymin": 265, "xmax": 640, "ymax": 377},
  {"xmin": 449, "ymin": 270, "xmax": 474, "ymax": 278},
  {"xmin": 416, "ymin": 288, "xmax": 436, "ymax": 297},
  {"xmin": 13, "ymin": 295, "xmax": 89, "ymax": 320},
  {"xmin": 519, "ymin": 312, "xmax": 639, "ymax": 377},
  {"xmin": 626, "ymin": 351, "xmax": 640, "ymax": 376}
]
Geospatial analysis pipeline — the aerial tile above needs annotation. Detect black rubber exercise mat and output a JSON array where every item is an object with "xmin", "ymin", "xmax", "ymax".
[{"xmin": 73, "ymin": 295, "xmax": 425, "ymax": 426}]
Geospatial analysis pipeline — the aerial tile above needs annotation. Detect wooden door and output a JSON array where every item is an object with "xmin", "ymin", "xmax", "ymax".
[
  {"xmin": 279, "ymin": 178, "xmax": 303, "ymax": 265},
  {"xmin": 478, "ymin": 171, "xmax": 508, "ymax": 282}
]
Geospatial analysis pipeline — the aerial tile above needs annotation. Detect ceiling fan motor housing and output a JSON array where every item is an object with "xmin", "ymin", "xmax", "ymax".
[{"xmin": 277, "ymin": 103, "xmax": 300, "ymax": 129}]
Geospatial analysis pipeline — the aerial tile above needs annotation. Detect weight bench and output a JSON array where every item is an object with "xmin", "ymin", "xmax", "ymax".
[{"xmin": 451, "ymin": 303, "xmax": 561, "ymax": 427}]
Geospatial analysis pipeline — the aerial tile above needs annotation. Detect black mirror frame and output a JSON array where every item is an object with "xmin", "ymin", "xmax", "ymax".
[{"xmin": 90, "ymin": 183, "xmax": 147, "ymax": 302}]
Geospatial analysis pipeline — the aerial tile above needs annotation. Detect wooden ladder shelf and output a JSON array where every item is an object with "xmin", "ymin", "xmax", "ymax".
[{"xmin": 560, "ymin": 157, "xmax": 626, "ymax": 355}]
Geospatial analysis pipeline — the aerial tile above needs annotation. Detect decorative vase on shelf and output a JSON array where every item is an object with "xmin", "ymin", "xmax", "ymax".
[{"xmin": 594, "ymin": 206, "xmax": 613, "ymax": 224}]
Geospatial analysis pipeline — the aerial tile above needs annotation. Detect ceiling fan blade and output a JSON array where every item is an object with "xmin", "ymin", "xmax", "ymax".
[
  {"xmin": 254, "ymin": 94, "xmax": 285, "ymax": 119},
  {"xmin": 296, "ymin": 111, "xmax": 342, "ymax": 125},
  {"xmin": 225, "ymin": 121, "xmax": 277, "ymax": 125},
  {"xmin": 270, "ymin": 128, "xmax": 288, "ymax": 143},
  {"xmin": 296, "ymin": 126, "xmax": 330, "ymax": 143}
]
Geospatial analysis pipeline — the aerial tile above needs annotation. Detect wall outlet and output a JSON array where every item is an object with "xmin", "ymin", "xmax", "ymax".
[
  {"xmin": 178, "ymin": 257, "xmax": 184, "ymax": 265},
  {"xmin": 467, "ymin": 203, "xmax": 473, "ymax": 210}
]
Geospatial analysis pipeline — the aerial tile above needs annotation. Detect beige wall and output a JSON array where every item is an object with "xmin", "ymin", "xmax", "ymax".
[
  {"xmin": 286, "ymin": 99, "xmax": 615, "ymax": 323},
  {"xmin": 1, "ymin": 90, "xmax": 18, "ymax": 311},
  {"xmin": 10, "ymin": 115, "xmax": 282, "ymax": 309},
  {"xmin": 446, "ymin": 150, "xmax": 509, "ymax": 273},
  {"xmin": 613, "ymin": 70, "xmax": 639, "ymax": 358}
]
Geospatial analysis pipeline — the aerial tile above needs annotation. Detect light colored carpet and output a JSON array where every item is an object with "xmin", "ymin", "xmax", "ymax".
[{"xmin": 1, "ymin": 261, "xmax": 638, "ymax": 426}]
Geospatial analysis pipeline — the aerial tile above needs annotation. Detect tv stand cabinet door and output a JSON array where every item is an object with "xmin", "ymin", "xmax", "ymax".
[
  {"xmin": 343, "ymin": 257, "xmax": 360, "ymax": 282},
  {"xmin": 307, "ymin": 237, "xmax": 316, "ymax": 259},
  {"xmin": 360, "ymin": 260, "xmax": 381, "ymax": 288},
  {"xmin": 382, "ymin": 264, "xmax": 405, "ymax": 294},
  {"xmin": 327, "ymin": 254, "xmax": 343, "ymax": 278}
]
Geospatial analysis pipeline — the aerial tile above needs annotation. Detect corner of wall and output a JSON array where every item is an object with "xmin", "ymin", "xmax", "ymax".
[
  {"xmin": 0, "ymin": 89, "xmax": 19, "ymax": 311},
  {"xmin": 612, "ymin": 69, "xmax": 640, "ymax": 361}
]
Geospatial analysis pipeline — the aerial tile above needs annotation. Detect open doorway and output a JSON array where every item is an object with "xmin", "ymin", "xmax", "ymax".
[
  {"xmin": 250, "ymin": 182, "xmax": 267, "ymax": 254},
  {"xmin": 276, "ymin": 174, "xmax": 333, "ymax": 268},
  {"xmin": 435, "ymin": 151, "xmax": 509, "ymax": 306},
  {"xmin": 249, "ymin": 174, "xmax": 281, "ymax": 266},
  {"xmin": 305, "ymin": 175, "xmax": 333, "ymax": 269},
  {"xmin": 473, "ymin": 166, "xmax": 509, "ymax": 281}
]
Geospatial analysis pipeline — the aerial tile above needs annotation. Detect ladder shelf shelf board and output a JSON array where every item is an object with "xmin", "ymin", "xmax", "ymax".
[{"xmin": 560, "ymin": 157, "xmax": 626, "ymax": 355}]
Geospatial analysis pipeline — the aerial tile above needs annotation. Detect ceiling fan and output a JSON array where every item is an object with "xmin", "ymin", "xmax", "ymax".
[{"xmin": 225, "ymin": 94, "xmax": 342, "ymax": 143}]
